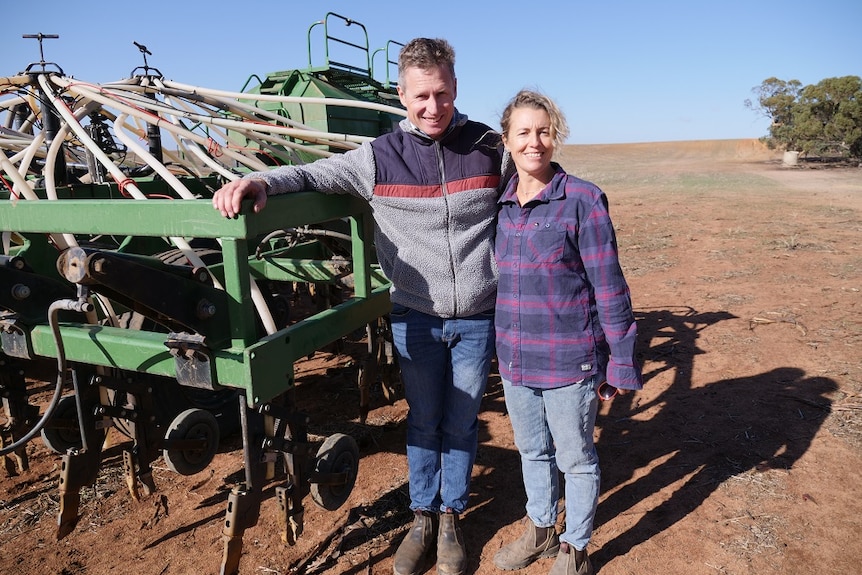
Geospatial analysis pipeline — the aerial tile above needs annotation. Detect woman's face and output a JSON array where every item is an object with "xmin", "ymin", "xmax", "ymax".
[{"xmin": 503, "ymin": 106, "xmax": 555, "ymax": 178}]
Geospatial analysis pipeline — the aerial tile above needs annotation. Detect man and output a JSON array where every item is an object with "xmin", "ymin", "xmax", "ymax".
[{"xmin": 212, "ymin": 38, "xmax": 505, "ymax": 575}]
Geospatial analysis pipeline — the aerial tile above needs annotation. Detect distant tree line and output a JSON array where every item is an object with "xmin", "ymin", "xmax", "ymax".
[{"xmin": 745, "ymin": 75, "xmax": 862, "ymax": 160}]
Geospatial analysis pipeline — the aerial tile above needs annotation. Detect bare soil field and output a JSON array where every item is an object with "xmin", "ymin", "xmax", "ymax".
[{"xmin": 2, "ymin": 139, "xmax": 861, "ymax": 575}]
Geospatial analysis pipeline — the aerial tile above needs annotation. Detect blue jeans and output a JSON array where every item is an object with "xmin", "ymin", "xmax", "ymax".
[
  {"xmin": 502, "ymin": 376, "xmax": 600, "ymax": 550},
  {"xmin": 390, "ymin": 304, "xmax": 495, "ymax": 514}
]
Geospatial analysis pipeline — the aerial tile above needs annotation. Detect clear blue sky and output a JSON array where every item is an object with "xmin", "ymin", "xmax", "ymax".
[{"xmin": 3, "ymin": 0, "xmax": 859, "ymax": 144}]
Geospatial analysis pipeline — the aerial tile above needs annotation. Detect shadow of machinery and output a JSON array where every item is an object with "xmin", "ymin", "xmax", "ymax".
[
  {"xmin": 210, "ymin": 304, "xmax": 839, "ymax": 574},
  {"xmin": 592, "ymin": 306, "xmax": 837, "ymax": 565}
]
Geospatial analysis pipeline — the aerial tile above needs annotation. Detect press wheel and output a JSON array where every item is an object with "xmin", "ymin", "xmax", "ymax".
[
  {"xmin": 310, "ymin": 433, "xmax": 359, "ymax": 511},
  {"xmin": 162, "ymin": 408, "xmax": 219, "ymax": 475}
]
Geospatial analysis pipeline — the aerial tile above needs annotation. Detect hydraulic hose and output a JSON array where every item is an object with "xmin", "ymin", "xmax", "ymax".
[{"xmin": 0, "ymin": 297, "xmax": 94, "ymax": 456}]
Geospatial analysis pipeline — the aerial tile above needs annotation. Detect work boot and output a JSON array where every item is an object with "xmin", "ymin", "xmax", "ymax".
[
  {"xmin": 493, "ymin": 517, "xmax": 560, "ymax": 570},
  {"xmin": 393, "ymin": 510, "xmax": 437, "ymax": 575},
  {"xmin": 548, "ymin": 542, "xmax": 593, "ymax": 575},
  {"xmin": 436, "ymin": 508, "xmax": 466, "ymax": 575}
]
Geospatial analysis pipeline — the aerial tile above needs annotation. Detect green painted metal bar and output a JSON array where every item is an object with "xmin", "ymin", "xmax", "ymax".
[
  {"xmin": 0, "ymin": 193, "xmax": 368, "ymax": 239},
  {"xmin": 351, "ymin": 211, "xmax": 371, "ymax": 299},
  {"xmin": 17, "ymin": 285, "xmax": 389, "ymax": 405},
  {"xmin": 242, "ymin": 286, "xmax": 390, "ymax": 405},
  {"xmin": 26, "ymin": 323, "xmax": 182, "ymax": 376},
  {"xmin": 218, "ymin": 237, "xmax": 258, "ymax": 350}
]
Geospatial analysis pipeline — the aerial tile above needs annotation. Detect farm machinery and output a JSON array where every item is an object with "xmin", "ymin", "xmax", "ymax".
[{"xmin": 0, "ymin": 14, "xmax": 404, "ymax": 574}]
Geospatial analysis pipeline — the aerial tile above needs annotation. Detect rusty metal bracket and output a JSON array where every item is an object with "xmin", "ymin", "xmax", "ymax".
[
  {"xmin": 165, "ymin": 332, "xmax": 218, "ymax": 390},
  {"xmin": 0, "ymin": 315, "xmax": 32, "ymax": 360}
]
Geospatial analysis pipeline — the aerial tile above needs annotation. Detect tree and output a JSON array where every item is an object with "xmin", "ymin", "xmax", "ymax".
[
  {"xmin": 797, "ymin": 76, "xmax": 862, "ymax": 158},
  {"xmin": 745, "ymin": 77, "xmax": 803, "ymax": 149},
  {"xmin": 745, "ymin": 76, "xmax": 862, "ymax": 160}
]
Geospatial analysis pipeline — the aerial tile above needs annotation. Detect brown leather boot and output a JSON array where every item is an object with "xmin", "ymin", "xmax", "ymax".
[
  {"xmin": 393, "ymin": 510, "xmax": 437, "ymax": 575},
  {"xmin": 548, "ymin": 542, "xmax": 593, "ymax": 575},
  {"xmin": 493, "ymin": 517, "xmax": 560, "ymax": 570},
  {"xmin": 436, "ymin": 508, "xmax": 466, "ymax": 575}
]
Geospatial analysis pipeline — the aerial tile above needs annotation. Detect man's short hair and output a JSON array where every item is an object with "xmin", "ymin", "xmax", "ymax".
[{"xmin": 398, "ymin": 38, "xmax": 456, "ymax": 84}]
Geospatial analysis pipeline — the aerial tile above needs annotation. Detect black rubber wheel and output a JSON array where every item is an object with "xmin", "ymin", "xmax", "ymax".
[
  {"xmin": 310, "ymin": 433, "xmax": 360, "ymax": 511},
  {"xmin": 162, "ymin": 408, "xmax": 219, "ymax": 476},
  {"xmin": 40, "ymin": 395, "xmax": 84, "ymax": 455}
]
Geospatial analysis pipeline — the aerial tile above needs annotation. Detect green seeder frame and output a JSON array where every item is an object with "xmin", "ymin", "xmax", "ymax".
[{"xmin": 0, "ymin": 192, "xmax": 391, "ymax": 407}]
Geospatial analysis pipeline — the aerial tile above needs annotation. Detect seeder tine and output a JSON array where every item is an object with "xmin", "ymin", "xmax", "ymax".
[
  {"xmin": 219, "ymin": 485, "xmax": 262, "ymax": 575},
  {"xmin": 56, "ymin": 488, "xmax": 81, "ymax": 540}
]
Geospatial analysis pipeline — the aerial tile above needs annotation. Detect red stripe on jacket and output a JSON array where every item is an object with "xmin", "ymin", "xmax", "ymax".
[{"xmin": 374, "ymin": 175, "xmax": 501, "ymax": 198}]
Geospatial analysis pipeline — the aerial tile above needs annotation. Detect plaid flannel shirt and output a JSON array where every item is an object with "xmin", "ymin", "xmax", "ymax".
[{"xmin": 494, "ymin": 164, "xmax": 643, "ymax": 390}]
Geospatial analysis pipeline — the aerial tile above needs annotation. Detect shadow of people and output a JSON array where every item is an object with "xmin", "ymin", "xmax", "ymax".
[{"xmin": 593, "ymin": 306, "xmax": 837, "ymax": 566}]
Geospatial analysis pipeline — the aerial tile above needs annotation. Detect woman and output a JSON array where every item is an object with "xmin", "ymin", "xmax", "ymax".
[{"xmin": 492, "ymin": 90, "xmax": 643, "ymax": 575}]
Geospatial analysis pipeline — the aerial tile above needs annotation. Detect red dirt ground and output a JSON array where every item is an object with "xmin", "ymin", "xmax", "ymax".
[{"xmin": 2, "ymin": 139, "xmax": 861, "ymax": 575}]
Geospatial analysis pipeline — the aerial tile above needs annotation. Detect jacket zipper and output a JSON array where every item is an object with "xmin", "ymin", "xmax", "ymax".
[{"xmin": 435, "ymin": 140, "xmax": 458, "ymax": 317}]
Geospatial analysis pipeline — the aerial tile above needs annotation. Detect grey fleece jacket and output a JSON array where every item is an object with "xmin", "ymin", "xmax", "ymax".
[{"xmin": 244, "ymin": 113, "xmax": 506, "ymax": 318}]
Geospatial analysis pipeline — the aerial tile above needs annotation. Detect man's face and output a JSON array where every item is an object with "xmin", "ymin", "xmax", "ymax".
[{"xmin": 397, "ymin": 64, "xmax": 457, "ymax": 140}]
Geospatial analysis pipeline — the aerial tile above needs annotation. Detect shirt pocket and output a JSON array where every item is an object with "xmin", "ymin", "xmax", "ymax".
[
  {"xmin": 525, "ymin": 223, "xmax": 567, "ymax": 263},
  {"xmin": 495, "ymin": 221, "xmax": 511, "ymax": 262}
]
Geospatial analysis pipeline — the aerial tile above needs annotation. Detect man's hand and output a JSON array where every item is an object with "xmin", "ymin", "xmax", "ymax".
[{"xmin": 212, "ymin": 178, "xmax": 269, "ymax": 218}]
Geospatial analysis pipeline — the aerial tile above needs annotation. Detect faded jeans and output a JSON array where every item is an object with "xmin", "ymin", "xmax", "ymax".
[
  {"xmin": 390, "ymin": 304, "xmax": 495, "ymax": 514},
  {"xmin": 502, "ymin": 376, "xmax": 600, "ymax": 550}
]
